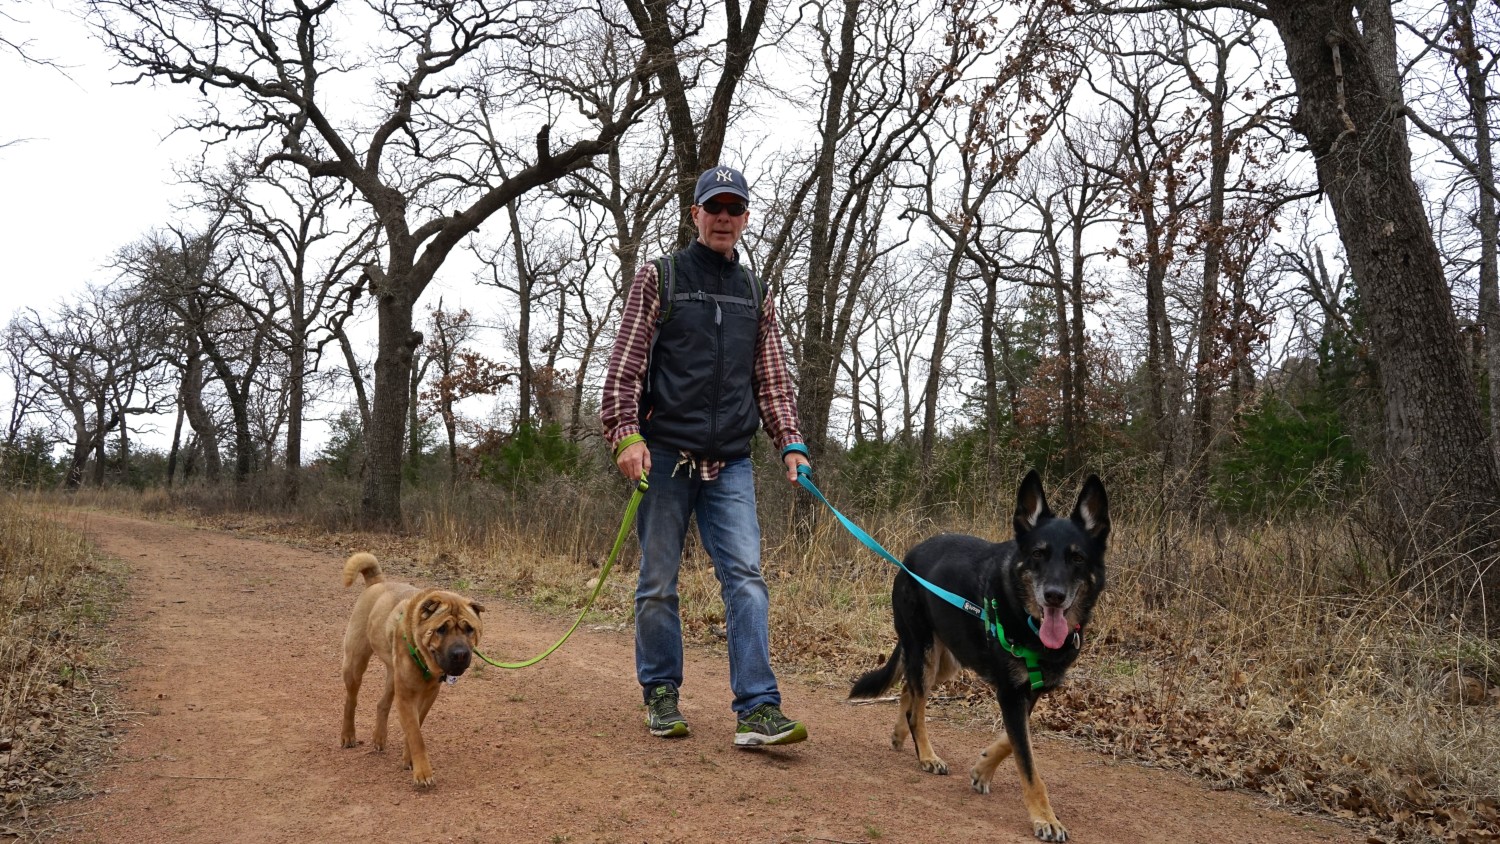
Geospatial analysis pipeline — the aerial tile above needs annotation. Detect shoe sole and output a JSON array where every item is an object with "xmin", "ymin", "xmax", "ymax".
[
  {"xmin": 649, "ymin": 721, "xmax": 690, "ymax": 738},
  {"xmin": 733, "ymin": 723, "xmax": 807, "ymax": 747}
]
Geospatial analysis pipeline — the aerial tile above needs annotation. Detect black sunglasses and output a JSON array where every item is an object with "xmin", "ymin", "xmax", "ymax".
[{"xmin": 701, "ymin": 200, "xmax": 748, "ymax": 217}]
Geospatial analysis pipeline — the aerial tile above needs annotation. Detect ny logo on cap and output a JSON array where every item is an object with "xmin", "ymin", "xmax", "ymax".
[{"xmin": 716, "ymin": 169, "xmax": 735, "ymax": 183}]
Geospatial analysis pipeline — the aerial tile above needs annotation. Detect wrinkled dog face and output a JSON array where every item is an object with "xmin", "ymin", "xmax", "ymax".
[{"xmin": 415, "ymin": 594, "xmax": 484, "ymax": 677}]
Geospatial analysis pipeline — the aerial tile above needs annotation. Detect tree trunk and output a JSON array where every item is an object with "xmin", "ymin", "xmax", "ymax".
[
  {"xmin": 624, "ymin": 0, "xmax": 769, "ymax": 245},
  {"xmin": 90, "ymin": 397, "xmax": 108, "ymax": 486},
  {"xmin": 199, "ymin": 332, "xmax": 255, "ymax": 482},
  {"xmin": 362, "ymin": 275, "xmax": 421, "ymax": 529},
  {"xmin": 181, "ymin": 343, "xmax": 222, "ymax": 482},
  {"xmin": 285, "ymin": 305, "xmax": 307, "ymax": 503},
  {"xmin": 1266, "ymin": 0, "xmax": 1500, "ymax": 610},
  {"xmin": 1041, "ymin": 203, "xmax": 1077, "ymax": 474},
  {"xmin": 1191, "ymin": 82, "xmax": 1228, "ymax": 489},
  {"xmin": 406, "ymin": 345, "xmax": 429, "ymax": 479},
  {"xmin": 1068, "ymin": 201, "xmax": 1090, "ymax": 474},
  {"xmin": 799, "ymin": 0, "xmax": 860, "ymax": 459},
  {"xmin": 920, "ymin": 228, "xmax": 967, "ymax": 470},
  {"xmin": 1448, "ymin": 0, "xmax": 1500, "ymax": 473},
  {"xmin": 978, "ymin": 263, "xmax": 1003, "ymax": 482},
  {"xmin": 167, "ymin": 395, "xmax": 186, "ymax": 489},
  {"xmin": 333, "ymin": 322, "xmax": 372, "ymax": 436},
  {"xmin": 507, "ymin": 200, "xmax": 535, "ymax": 430}
]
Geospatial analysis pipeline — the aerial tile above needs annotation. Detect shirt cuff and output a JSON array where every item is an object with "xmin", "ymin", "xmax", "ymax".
[
  {"xmin": 612, "ymin": 432, "xmax": 646, "ymax": 459},
  {"xmin": 607, "ymin": 425, "xmax": 641, "ymax": 453}
]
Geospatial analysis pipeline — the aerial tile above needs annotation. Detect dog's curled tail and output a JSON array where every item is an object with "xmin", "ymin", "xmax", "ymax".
[
  {"xmin": 342, "ymin": 552, "xmax": 385, "ymax": 588},
  {"xmin": 849, "ymin": 644, "xmax": 905, "ymax": 700}
]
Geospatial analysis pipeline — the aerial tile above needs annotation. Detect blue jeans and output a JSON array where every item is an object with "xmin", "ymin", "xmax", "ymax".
[{"xmin": 634, "ymin": 446, "xmax": 780, "ymax": 717}]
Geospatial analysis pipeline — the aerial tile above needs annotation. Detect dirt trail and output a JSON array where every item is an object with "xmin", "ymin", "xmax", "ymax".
[{"xmin": 45, "ymin": 511, "xmax": 1363, "ymax": 844}]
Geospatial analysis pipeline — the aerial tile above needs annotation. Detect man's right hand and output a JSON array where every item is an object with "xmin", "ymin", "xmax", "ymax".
[{"xmin": 615, "ymin": 440, "xmax": 651, "ymax": 482}]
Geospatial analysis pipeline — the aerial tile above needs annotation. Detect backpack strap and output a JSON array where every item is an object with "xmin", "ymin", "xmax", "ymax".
[
  {"xmin": 655, "ymin": 255, "xmax": 677, "ymax": 323},
  {"xmin": 655, "ymin": 255, "xmax": 764, "ymax": 324}
]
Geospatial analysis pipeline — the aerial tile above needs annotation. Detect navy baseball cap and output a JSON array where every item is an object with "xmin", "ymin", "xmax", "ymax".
[{"xmin": 694, "ymin": 166, "xmax": 750, "ymax": 204}]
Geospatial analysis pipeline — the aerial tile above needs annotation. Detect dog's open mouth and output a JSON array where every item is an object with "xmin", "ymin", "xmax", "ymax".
[{"xmin": 1037, "ymin": 607, "xmax": 1070, "ymax": 649}]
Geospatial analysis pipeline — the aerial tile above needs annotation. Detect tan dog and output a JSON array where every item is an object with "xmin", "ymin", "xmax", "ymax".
[{"xmin": 339, "ymin": 552, "xmax": 484, "ymax": 787}]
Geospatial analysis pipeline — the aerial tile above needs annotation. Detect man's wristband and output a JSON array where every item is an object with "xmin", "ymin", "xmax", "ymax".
[
  {"xmin": 613, "ymin": 433, "xmax": 645, "ymax": 459},
  {"xmin": 780, "ymin": 443, "xmax": 810, "ymax": 459}
]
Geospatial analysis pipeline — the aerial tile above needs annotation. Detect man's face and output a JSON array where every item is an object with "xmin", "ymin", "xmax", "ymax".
[{"xmin": 691, "ymin": 191, "xmax": 750, "ymax": 257}]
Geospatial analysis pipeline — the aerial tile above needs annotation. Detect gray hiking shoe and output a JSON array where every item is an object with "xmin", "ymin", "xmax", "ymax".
[
  {"xmin": 645, "ymin": 684, "xmax": 689, "ymax": 738},
  {"xmin": 734, "ymin": 703, "xmax": 807, "ymax": 747}
]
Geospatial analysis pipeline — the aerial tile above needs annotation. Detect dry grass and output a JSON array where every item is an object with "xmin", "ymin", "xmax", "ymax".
[
  {"xmin": 36, "ymin": 466, "xmax": 1500, "ymax": 842},
  {"xmin": 0, "ymin": 494, "xmax": 129, "ymax": 841},
  {"xmin": 1042, "ymin": 503, "xmax": 1500, "ymax": 842}
]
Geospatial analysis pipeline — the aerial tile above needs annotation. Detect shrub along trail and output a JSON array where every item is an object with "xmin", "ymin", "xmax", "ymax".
[{"xmin": 47, "ymin": 511, "xmax": 1362, "ymax": 844}]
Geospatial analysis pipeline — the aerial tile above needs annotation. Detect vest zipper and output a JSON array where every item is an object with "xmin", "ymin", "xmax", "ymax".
[{"xmin": 708, "ymin": 264, "xmax": 726, "ymax": 454}]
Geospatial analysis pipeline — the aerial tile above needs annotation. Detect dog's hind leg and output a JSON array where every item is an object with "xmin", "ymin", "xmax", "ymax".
[
  {"xmin": 340, "ymin": 651, "xmax": 371, "ymax": 748},
  {"xmin": 999, "ymin": 693, "xmax": 1066, "ymax": 842},
  {"xmin": 890, "ymin": 684, "xmax": 913, "ymax": 750},
  {"xmin": 372, "ymin": 672, "xmax": 395, "ymax": 752},
  {"xmin": 902, "ymin": 642, "xmax": 949, "ymax": 775}
]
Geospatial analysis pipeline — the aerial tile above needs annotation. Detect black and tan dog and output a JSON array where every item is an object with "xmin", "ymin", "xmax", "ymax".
[
  {"xmin": 850, "ymin": 470, "xmax": 1108, "ymax": 842},
  {"xmin": 339, "ymin": 552, "xmax": 484, "ymax": 787}
]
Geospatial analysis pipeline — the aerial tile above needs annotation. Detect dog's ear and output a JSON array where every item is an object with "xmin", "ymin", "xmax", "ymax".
[
  {"xmin": 468, "ymin": 601, "xmax": 485, "ymax": 615},
  {"xmin": 417, "ymin": 595, "xmax": 443, "ymax": 621},
  {"xmin": 1070, "ymin": 474, "xmax": 1110, "ymax": 542},
  {"xmin": 1013, "ymin": 469, "xmax": 1052, "ymax": 538}
]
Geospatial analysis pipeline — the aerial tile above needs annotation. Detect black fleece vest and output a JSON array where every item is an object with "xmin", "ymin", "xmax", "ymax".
[{"xmin": 640, "ymin": 241, "xmax": 761, "ymax": 459}]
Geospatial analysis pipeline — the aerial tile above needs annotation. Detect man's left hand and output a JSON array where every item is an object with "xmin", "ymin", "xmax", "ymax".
[{"xmin": 783, "ymin": 451, "xmax": 810, "ymax": 484}]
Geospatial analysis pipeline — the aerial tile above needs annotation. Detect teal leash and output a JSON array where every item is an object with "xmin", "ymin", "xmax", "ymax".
[{"xmin": 794, "ymin": 464, "xmax": 1045, "ymax": 690}]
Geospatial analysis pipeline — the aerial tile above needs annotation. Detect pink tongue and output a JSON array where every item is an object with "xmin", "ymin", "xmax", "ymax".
[{"xmin": 1039, "ymin": 608, "xmax": 1070, "ymax": 649}]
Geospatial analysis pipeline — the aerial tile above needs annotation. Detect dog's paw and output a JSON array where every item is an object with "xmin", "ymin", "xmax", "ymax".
[
  {"xmin": 1031, "ymin": 820, "xmax": 1068, "ymax": 842},
  {"xmin": 340, "ymin": 736, "xmax": 358, "ymax": 749},
  {"xmin": 919, "ymin": 756, "xmax": 949, "ymax": 775},
  {"xmin": 412, "ymin": 771, "xmax": 435, "ymax": 788},
  {"xmin": 969, "ymin": 767, "xmax": 991, "ymax": 794}
]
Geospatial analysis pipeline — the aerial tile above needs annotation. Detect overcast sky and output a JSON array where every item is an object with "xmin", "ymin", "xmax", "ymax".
[{"xmin": 1, "ymin": 3, "xmax": 207, "ymax": 324}]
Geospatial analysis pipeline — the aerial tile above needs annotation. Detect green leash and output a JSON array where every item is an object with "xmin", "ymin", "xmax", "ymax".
[{"xmin": 475, "ymin": 474, "xmax": 648, "ymax": 670}]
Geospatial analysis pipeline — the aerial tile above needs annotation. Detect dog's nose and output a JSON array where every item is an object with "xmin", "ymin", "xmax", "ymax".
[
  {"xmin": 1043, "ymin": 587, "xmax": 1067, "ymax": 607},
  {"xmin": 443, "ymin": 644, "xmax": 472, "ymax": 676}
]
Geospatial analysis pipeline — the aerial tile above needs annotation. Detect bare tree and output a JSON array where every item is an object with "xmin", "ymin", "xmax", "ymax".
[
  {"xmin": 1087, "ymin": 36, "xmax": 1198, "ymax": 470},
  {"xmin": 421, "ymin": 304, "xmax": 509, "ymax": 482},
  {"xmin": 777, "ymin": 0, "xmax": 1079, "ymax": 458},
  {"xmin": 88, "ymin": 0, "xmax": 661, "ymax": 527},
  {"xmin": 195, "ymin": 160, "xmax": 376, "ymax": 501},
  {"xmin": 1002, "ymin": 131, "xmax": 1122, "ymax": 474},
  {"xmin": 624, "ymin": 0, "xmax": 773, "ymax": 243},
  {"xmin": 1092, "ymin": 0, "xmax": 1500, "ymax": 621},
  {"xmin": 10, "ymin": 286, "xmax": 170, "ymax": 488},
  {"xmin": 1398, "ymin": 0, "xmax": 1500, "ymax": 470},
  {"xmin": 119, "ymin": 227, "xmax": 275, "ymax": 483}
]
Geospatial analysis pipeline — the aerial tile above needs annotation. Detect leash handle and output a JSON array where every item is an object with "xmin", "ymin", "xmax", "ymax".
[{"xmin": 475, "ymin": 473, "xmax": 648, "ymax": 670}]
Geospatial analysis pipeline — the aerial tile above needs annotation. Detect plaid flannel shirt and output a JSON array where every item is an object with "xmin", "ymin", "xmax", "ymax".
[{"xmin": 601, "ymin": 256, "xmax": 804, "ymax": 481}]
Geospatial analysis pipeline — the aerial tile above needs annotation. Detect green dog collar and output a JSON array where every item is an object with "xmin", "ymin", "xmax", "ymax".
[{"xmin": 398, "ymin": 613, "xmax": 434, "ymax": 680}]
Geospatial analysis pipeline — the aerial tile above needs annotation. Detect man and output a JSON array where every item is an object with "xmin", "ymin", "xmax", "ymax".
[{"xmin": 601, "ymin": 165, "xmax": 812, "ymax": 747}]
